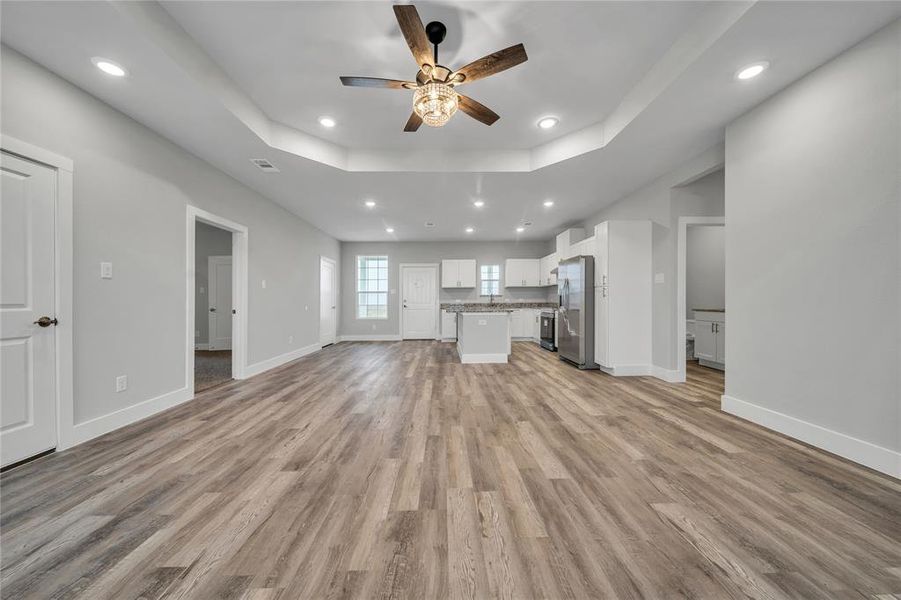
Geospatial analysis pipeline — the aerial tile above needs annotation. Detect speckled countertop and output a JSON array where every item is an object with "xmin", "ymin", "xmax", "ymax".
[
  {"xmin": 441, "ymin": 302, "xmax": 557, "ymax": 313},
  {"xmin": 693, "ymin": 308, "xmax": 726, "ymax": 313}
]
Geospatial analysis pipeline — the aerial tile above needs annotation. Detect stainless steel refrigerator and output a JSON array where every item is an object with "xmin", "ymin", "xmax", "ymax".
[{"xmin": 557, "ymin": 256, "xmax": 596, "ymax": 369}]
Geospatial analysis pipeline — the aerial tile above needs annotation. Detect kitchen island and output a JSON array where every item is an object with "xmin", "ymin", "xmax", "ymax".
[{"xmin": 455, "ymin": 310, "xmax": 512, "ymax": 364}]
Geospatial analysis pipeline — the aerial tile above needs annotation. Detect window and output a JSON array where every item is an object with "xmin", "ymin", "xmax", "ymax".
[
  {"xmin": 357, "ymin": 255, "xmax": 388, "ymax": 319},
  {"xmin": 480, "ymin": 264, "xmax": 500, "ymax": 296}
]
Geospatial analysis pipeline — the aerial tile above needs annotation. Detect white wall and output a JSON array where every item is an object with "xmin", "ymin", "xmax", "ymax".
[
  {"xmin": 1, "ymin": 48, "xmax": 340, "ymax": 431},
  {"xmin": 686, "ymin": 225, "xmax": 725, "ymax": 317},
  {"xmin": 724, "ymin": 20, "xmax": 900, "ymax": 476},
  {"xmin": 340, "ymin": 240, "xmax": 553, "ymax": 338},
  {"xmin": 194, "ymin": 222, "xmax": 232, "ymax": 346},
  {"xmin": 581, "ymin": 153, "xmax": 725, "ymax": 371}
]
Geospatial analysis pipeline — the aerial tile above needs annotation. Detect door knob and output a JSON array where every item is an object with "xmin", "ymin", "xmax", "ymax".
[
  {"xmin": 209, "ymin": 307, "xmax": 216, "ymax": 312},
  {"xmin": 33, "ymin": 316, "xmax": 58, "ymax": 327}
]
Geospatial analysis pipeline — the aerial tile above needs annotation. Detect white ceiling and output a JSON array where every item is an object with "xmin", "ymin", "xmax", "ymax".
[
  {"xmin": 162, "ymin": 1, "xmax": 705, "ymax": 151},
  {"xmin": 2, "ymin": 1, "xmax": 899, "ymax": 241}
]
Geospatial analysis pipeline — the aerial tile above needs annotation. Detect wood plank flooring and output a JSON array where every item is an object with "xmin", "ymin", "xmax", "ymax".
[{"xmin": 2, "ymin": 341, "xmax": 900, "ymax": 599}]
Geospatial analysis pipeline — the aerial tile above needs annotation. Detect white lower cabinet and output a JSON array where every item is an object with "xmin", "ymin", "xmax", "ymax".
[
  {"xmin": 441, "ymin": 310, "xmax": 457, "ymax": 340},
  {"xmin": 694, "ymin": 311, "xmax": 725, "ymax": 369}
]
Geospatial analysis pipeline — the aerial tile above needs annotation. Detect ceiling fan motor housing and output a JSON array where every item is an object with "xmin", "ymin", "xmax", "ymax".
[{"xmin": 425, "ymin": 21, "xmax": 447, "ymax": 46}]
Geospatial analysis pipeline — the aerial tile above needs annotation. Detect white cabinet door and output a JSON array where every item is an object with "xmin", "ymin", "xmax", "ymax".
[
  {"xmin": 545, "ymin": 254, "xmax": 557, "ymax": 286},
  {"xmin": 524, "ymin": 260, "xmax": 540, "ymax": 286},
  {"xmin": 505, "ymin": 259, "xmax": 540, "ymax": 287},
  {"xmin": 594, "ymin": 222, "xmax": 609, "ymax": 286},
  {"xmin": 458, "ymin": 259, "xmax": 477, "ymax": 288},
  {"xmin": 715, "ymin": 323, "xmax": 726, "ymax": 364},
  {"xmin": 694, "ymin": 320, "xmax": 717, "ymax": 361},
  {"xmin": 595, "ymin": 287, "xmax": 609, "ymax": 367},
  {"xmin": 441, "ymin": 310, "xmax": 457, "ymax": 340},
  {"xmin": 504, "ymin": 259, "xmax": 520, "ymax": 288},
  {"xmin": 441, "ymin": 260, "xmax": 458, "ymax": 288}
]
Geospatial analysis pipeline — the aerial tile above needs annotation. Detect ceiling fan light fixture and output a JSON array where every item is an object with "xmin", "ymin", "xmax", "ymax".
[{"xmin": 413, "ymin": 82, "xmax": 458, "ymax": 127}]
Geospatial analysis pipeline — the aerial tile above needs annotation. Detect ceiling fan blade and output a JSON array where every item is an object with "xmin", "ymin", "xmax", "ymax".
[
  {"xmin": 404, "ymin": 112, "xmax": 423, "ymax": 132},
  {"xmin": 340, "ymin": 76, "xmax": 416, "ymax": 89},
  {"xmin": 393, "ymin": 5, "xmax": 434, "ymax": 70},
  {"xmin": 451, "ymin": 43, "xmax": 528, "ymax": 85},
  {"xmin": 457, "ymin": 94, "xmax": 500, "ymax": 126}
]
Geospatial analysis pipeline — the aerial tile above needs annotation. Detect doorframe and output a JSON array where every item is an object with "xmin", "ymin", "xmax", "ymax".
[
  {"xmin": 398, "ymin": 263, "xmax": 439, "ymax": 340},
  {"xmin": 186, "ymin": 206, "xmax": 248, "ymax": 394},
  {"xmin": 1, "ymin": 135, "xmax": 75, "ymax": 451},
  {"xmin": 676, "ymin": 216, "xmax": 725, "ymax": 383},
  {"xmin": 319, "ymin": 255, "xmax": 338, "ymax": 347},
  {"xmin": 207, "ymin": 255, "xmax": 233, "ymax": 351}
]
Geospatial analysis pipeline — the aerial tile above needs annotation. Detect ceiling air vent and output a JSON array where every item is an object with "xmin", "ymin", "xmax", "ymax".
[{"xmin": 250, "ymin": 158, "xmax": 280, "ymax": 173}]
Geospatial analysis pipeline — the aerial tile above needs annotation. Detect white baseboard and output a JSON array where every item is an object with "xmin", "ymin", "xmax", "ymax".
[
  {"xmin": 61, "ymin": 386, "xmax": 193, "ymax": 450},
  {"xmin": 722, "ymin": 394, "xmax": 900, "ymax": 479},
  {"xmin": 337, "ymin": 334, "xmax": 402, "ymax": 342},
  {"xmin": 243, "ymin": 342, "xmax": 321, "ymax": 378},
  {"xmin": 651, "ymin": 365, "xmax": 684, "ymax": 383},
  {"xmin": 459, "ymin": 352, "xmax": 508, "ymax": 364},
  {"xmin": 194, "ymin": 343, "xmax": 209, "ymax": 351}
]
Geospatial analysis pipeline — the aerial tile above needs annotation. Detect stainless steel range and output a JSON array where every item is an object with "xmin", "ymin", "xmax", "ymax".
[{"xmin": 539, "ymin": 310, "xmax": 556, "ymax": 351}]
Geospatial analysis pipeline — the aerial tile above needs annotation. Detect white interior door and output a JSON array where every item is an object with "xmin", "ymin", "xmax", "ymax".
[
  {"xmin": 402, "ymin": 265, "xmax": 437, "ymax": 339},
  {"xmin": 1, "ymin": 152, "xmax": 57, "ymax": 467},
  {"xmin": 320, "ymin": 257, "xmax": 337, "ymax": 346},
  {"xmin": 208, "ymin": 255, "xmax": 233, "ymax": 351}
]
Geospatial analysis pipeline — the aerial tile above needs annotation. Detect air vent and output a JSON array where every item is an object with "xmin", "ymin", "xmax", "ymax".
[
  {"xmin": 424, "ymin": 221, "xmax": 435, "ymax": 228},
  {"xmin": 250, "ymin": 158, "xmax": 280, "ymax": 173}
]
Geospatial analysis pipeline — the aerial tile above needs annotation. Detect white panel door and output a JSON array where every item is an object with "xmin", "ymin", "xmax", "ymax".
[
  {"xmin": 320, "ymin": 257, "xmax": 337, "ymax": 346},
  {"xmin": 595, "ymin": 287, "xmax": 610, "ymax": 367},
  {"xmin": 402, "ymin": 266, "xmax": 437, "ymax": 339},
  {"xmin": 208, "ymin": 255, "xmax": 233, "ymax": 350},
  {"xmin": 1, "ymin": 152, "xmax": 57, "ymax": 467}
]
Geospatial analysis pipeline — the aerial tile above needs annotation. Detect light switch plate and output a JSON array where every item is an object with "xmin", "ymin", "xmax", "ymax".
[
  {"xmin": 261, "ymin": 279, "xmax": 267, "ymax": 289},
  {"xmin": 101, "ymin": 262, "xmax": 113, "ymax": 279},
  {"xmin": 115, "ymin": 375, "xmax": 127, "ymax": 392},
  {"xmin": 654, "ymin": 272, "xmax": 665, "ymax": 284}
]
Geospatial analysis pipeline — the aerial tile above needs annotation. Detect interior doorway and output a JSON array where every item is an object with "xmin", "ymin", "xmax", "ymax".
[
  {"xmin": 677, "ymin": 217, "xmax": 725, "ymax": 387},
  {"xmin": 320, "ymin": 256, "xmax": 337, "ymax": 347},
  {"xmin": 194, "ymin": 222, "xmax": 233, "ymax": 391},
  {"xmin": 186, "ymin": 206, "xmax": 248, "ymax": 397}
]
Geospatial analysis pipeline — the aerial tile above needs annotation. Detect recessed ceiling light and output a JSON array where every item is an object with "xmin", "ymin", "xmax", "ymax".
[
  {"xmin": 537, "ymin": 116, "xmax": 558, "ymax": 129},
  {"xmin": 92, "ymin": 57, "xmax": 127, "ymax": 77},
  {"xmin": 516, "ymin": 226, "xmax": 525, "ymax": 233},
  {"xmin": 319, "ymin": 116, "xmax": 336, "ymax": 128},
  {"xmin": 543, "ymin": 200, "xmax": 554, "ymax": 207},
  {"xmin": 364, "ymin": 200, "xmax": 376, "ymax": 208},
  {"xmin": 736, "ymin": 61, "xmax": 769, "ymax": 81},
  {"xmin": 465, "ymin": 227, "xmax": 474, "ymax": 234},
  {"xmin": 473, "ymin": 200, "xmax": 485, "ymax": 208},
  {"xmin": 385, "ymin": 227, "xmax": 394, "ymax": 233}
]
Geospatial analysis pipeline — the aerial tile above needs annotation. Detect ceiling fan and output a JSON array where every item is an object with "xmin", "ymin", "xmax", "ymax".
[{"xmin": 339, "ymin": 4, "xmax": 528, "ymax": 131}]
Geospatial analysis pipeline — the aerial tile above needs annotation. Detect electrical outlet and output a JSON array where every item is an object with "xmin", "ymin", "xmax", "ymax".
[
  {"xmin": 654, "ymin": 272, "xmax": 665, "ymax": 284},
  {"xmin": 261, "ymin": 279, "xmax": 267, "ymax": 289},
  {"xmin": 304, "ymin": 305, "xmax": 309, "ymax": 311},
  {"xmin": 115, "ymin": 375, "xmax": 127, "ymax": 393},
  {"xmin": 288, "ymin": 335, "xmax": 294, "ymax": 344},
  {"xmin": 100, "ymin": 262, "xmax": 113, "ymax": 279},
  {"xmin": 372, "ymin": 324, "xmax": 377, "ymax": 331}
]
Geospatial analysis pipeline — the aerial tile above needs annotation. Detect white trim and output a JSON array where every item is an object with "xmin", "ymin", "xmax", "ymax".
[
  {"xmin": 186, "ymin": 206, "xmax": 249, "ymax": 396},
  {"xmin": 67, "ymin": 387, "xmax": 193, "ymax": 448},
  {"xmin": 651, "ymin": 365, "xmax": 682, "ymax": 383},
  {"xmin": 457, "ymin": 350, "xmax": 509, "ymax": 364},
  {"xmin": 319, "ymin": 255, "xmax": 338, "ymax": 347},
  {"xmin": 1, "ymin": 134, "xmax": 73, "ymax": 172},
  {"xmin": 244, "ymin": 342, "xmax": 321, "ymax": 378},
  {"xmin": 194, "ymin": 343, "xmax": 210, "ymax": 351},
  {"xmin": 722, "ymin": 394, "xmax": 901, "ymax": 479},
  {"xmin": 600, "ymin": 364, "xmax": 653, "ymax": 377},
  {"xmin": 399, "ymin": 263, "xmax": 440, "ymax": 340},
  {"xmin": 1, "ymin": 137, "xmax": 77, "ymax": 453},
  {"xmin": 337, "ymin": 334, "xmax": 402, "ymax": 342},
  {"xmin": 676, "ymin": 216, "xmax": 725, "ymax": 383}
]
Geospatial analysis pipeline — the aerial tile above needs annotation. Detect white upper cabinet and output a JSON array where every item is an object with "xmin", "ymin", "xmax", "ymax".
[
  {"xmin": 441, "ymin": 259, "xmax": 476, "ymax": 288},
  {"xmin": 504, "ymin": 259, "xmax": 540, "ymax": 287},
  {"xmin": 539, "ymin": 253, "xmax": 557, "ymax": 287},
  {"xmin": 555, "ymin": 228, "xmax": 585, "ymax": 257}
]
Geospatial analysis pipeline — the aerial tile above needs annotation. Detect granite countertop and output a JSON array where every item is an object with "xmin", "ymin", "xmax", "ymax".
[
  {"xmin": 693, "ymin": 308, "xmax": 726, "ymax": 313},
  {"xmin": 441, "ymin": 301, "xmax": 557, "ymax": 313}
]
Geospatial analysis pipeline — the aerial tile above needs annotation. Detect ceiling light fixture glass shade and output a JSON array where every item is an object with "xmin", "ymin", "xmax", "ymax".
[{"xmin": 413, "ymin": 82, "xmax": 458, "ymax": 127}]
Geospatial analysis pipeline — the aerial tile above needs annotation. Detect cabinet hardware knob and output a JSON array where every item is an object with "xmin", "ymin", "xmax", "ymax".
[
  {"xmin": 33, "ymin": 316, "xmax": 58, "ymax": 327},
  {"xmin": 210, "ymin": 307, "xmax": 216, "ymax": 312}
]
